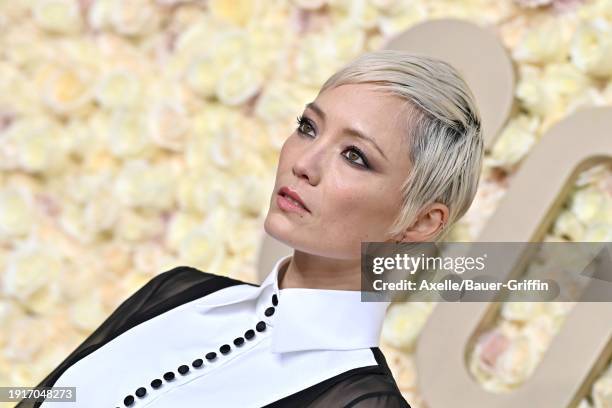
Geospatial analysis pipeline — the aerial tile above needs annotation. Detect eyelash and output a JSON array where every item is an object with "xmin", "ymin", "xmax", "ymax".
[{"xmin": 295, "ymin": 115, "xmax": 371, "ymax": 169}]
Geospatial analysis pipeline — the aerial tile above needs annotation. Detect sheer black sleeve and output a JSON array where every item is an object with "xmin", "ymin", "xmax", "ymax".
[
  {"xmin": 15, "ymin": 267, "xmax": 252, "ymax": 408},
  {"xmin": 264, "ymin": 348, "xmax": 412, "ymax": 408}
]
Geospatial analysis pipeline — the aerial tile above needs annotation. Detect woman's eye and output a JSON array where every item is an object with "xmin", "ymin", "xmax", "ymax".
[
  {"xmin": 295, "ymin": 115, "xmax": 370, "ymax": 169},
  {"xmin": 295, "ymin": 115, "xmax": 315, "ymax": 137}
]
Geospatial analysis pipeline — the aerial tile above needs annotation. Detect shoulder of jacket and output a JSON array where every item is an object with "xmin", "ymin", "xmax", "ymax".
[{"xmin": 149, "ymin": 265, "xmax": 258, "ymax": 289}]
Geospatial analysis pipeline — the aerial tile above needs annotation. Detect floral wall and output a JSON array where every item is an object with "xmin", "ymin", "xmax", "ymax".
[{"xmin": 0, "ymin": 0, "xmax": 611, "ymax": 407}]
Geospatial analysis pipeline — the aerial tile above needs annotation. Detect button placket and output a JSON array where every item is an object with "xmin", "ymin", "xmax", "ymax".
[{"xmin": 117, "ymin": 291, "xmax": 279, "ymax": 407}]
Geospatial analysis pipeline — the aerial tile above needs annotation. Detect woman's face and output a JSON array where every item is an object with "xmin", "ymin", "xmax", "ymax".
[{"xmin": 264, "ymin": 83, "xmax": 413, "ymax": 260}]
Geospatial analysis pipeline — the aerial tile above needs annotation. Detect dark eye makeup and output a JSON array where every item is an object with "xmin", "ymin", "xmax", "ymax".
[{"xmin": 294, "ymin": 115, "xmax": 371, "ymax": 169}]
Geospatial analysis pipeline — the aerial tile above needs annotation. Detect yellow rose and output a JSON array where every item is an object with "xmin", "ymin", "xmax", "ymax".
[
  {"xmin": 570, "ymin": 18, "xmax": 612, "ymax": 78},
  {"xmin": 0, "ymin": 187, "xmax": 35, "ymax": 240},
  {"xmin": 489, "ymin": 115, "xmax": 539, "ymax": 169},
  {"xmin": 381, "ymin": 302, "xmax": 434, "ymax": 350},
  {"xmin": 377, "ymin": 3, "xmax": 428, "ymax": 37},
  {"xmin": 32, "ymin": 0, "xmax": 82, "ymax": 34}
]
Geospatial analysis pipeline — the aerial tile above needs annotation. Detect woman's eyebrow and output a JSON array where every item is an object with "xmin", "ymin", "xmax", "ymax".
[{"xmin": 304, "ymin": 102, "xmax": 389, "ymax": 162}]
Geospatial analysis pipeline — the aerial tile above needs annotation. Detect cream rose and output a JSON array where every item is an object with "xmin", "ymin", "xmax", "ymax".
[
  {"xmin": 381, "ymin": 302, "xmax": 434, "ymax": 350},
  {"xmin": 0, "ymin": 186, "xmax": 35, "ymax": 240},
  {"xmin": 114, "ymin": 160, "xmax": 177, "ymax": 210},
  {"xmin": 489, "ymin": 115, "xmax": 539, "ymax": 169},
  {"xmin": 94, "ymin": 68, "xmax": 143, "ymax": 109},
  {"xmin": 570, "ymin": 18, "xmax": 612, "ymax": 78},
  {"xmin": 32, "ymin": 0, "xmax": 83, "ymax": 34},
  {"xmin": 570, "ymin": 186, "xmax": 606, "ymax": 224},
  {"xmin": 512, "ymin": 16, "xmax": 571, "ymax": 63}
]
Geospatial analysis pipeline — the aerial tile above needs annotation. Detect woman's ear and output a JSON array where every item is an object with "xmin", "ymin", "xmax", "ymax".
[{"xmin": 399, "ymin": 203, "xmax": 449, "ymax": 242}]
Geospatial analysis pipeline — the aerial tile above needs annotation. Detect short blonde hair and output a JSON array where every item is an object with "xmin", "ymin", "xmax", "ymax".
[{"xmin": 319, "ymin": 49, "xmax": 484, "ymax": 242}]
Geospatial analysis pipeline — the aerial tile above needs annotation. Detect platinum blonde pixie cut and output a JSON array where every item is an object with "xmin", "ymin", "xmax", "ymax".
[{"xmin": 319, "ymin": 49, "xmax": 484, "ymax": 242}]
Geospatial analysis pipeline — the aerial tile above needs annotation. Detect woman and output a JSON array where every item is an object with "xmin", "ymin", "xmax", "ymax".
[{"xmin": 19, "ymin": 49, "xmax": 483, "ymax": 408}]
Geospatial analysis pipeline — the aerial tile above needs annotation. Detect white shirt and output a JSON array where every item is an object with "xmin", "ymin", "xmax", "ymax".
[{"xmin": 43, "ymin": 255, "xmax": 392, "ymax": 407}]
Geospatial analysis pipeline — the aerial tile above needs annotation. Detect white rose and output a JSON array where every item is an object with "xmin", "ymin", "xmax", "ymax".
[
  {"xmin": 583, "ymin": 223, "xmax": 612, "ymax": 242},
  {"xmin": 593, "ymin": 376, "xmax": 612, "ymax": 408},
  {"xmin": 570, "ymin": 18, "xmax": 612, "ymax": 78},
  {"xmin": 32, "ymin": 0, "xmax": 83, "ymax": 34},
  {"xmin": 216, "ymin": 58, "xmax": 264, "ymax": 106},
  {"xmin": 34, "ymin": 63, "xmax": 94, "ymax": 115},
  {"xmin": 94, "ymin": 68, "xmax": 143, "ymax": 109},
  {"xmin": 500, "ymin": 301, "xmax": 546, "ymax": 323},
  {"xmin": 512, "ymin": 16, "xmax": 571, "ymax": 63},
  {"xmin": 114, "ymin": 208, "xmax": 165, "ymax": 242},
  {"xmin": 0, "ymin": 186, "xmax": 35, "ymax": 240},
  {"xmin": 106, "ymin": 110, "xmax": 151, "ymax": 158},
  {"xmin": 178, "ymin": 225, "xmax": 227, "ymax": 273},
  {"xmin": 570, "ymin": 186, "xmax": 606, "ymax": 224},
  {"xmin": 492, "ymin": 334, "xmax": 539, "ymax": 388},
  {"xmin": 3, "ymin": 239, "xmax": 64, "ymax": 303},
  {"xmin": 208, "ymin": 0, "xmax": 256, "ymax": 27},
  {"xmin": 489, "ymin": 115, "xmax": 539, "ymax": 169},
  {"xmin": 133, "ymin": 242, "xmax": 175, "ymax": 276},
  {"xmin": 146, "ymin": 99, "xmax": 189, "ymax": 152},
  {"xmin": 58, "ymin": 201, "xmax": 99, "ymax": 244},
  {"xmin": 378, "ymin": 3, "xmax": 428, "ymax": 37},
  {"xmin": 115, "ymin": 159, "xmax": 178, "ymax": 209},
  {"xmin": 108, "ymin": 0, "xmax": 161, "ymax": 37},
  {"xmin": 553, "ymin": 209, "xmax": 586, "ymax": 241},
  {"xmin": 291, "ymin": 0, "xmax": 328, "ymax": 10},
  {"xmin": 165, "ymin": 211, "xmax": 203, "ymax": 252},
  {"xmin": 69, "ymin": 289, "xmax": 108, "ymax": 332},
  {"xmin": 82, "ymin": 190, "xmax": 121, "ymax": 233},
  {"xmin": 515, "ymin": 65, "xmax": 560, "ymax": 116},
  {"xmin": 381, "ymin": 302, "xmax": 434, "ymax": 350}
]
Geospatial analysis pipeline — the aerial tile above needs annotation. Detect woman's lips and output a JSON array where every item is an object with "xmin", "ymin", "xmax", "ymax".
[{"xmin": 277, "ymin": 193, "xmax": 310, "ymax": 214}]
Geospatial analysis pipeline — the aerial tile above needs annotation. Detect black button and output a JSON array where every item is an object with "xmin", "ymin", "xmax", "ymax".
[
  {"xmin": 192, "ymin": 358, "xmax": 203, "ymax": 368},
  {"xmin": 151, "ymin": 379, "xmax": 162, "ymax": 389},
  {"xmin": 272, "ymin": 294, "xmax": 278, "ymax": 306},
  {"xmin": 178, "ymin": 365, "xmax": 189, "ymax": 375},
  {"xmin": 220, "ymin": 344, "xmax": 231, "ymax": 354},
  {"xmin": 265, "ymin": 307, "xmax": 275, "ymax": 316},
  {"xmin": 206, "ymin": 351, "xmax": 217, "ymax": 360},
  {"xmin": 244, "ymin": 329, "xmax": 255, "ymax": 340},
  {"xmin": 233, "ymin": 337, "xmax": 244, "ymax": 346},
  {"xmin": 124, "ymin": 395, "xmax": 134, "ymax": 406},
  {"xmin": 135, "ymin": 387, "xmax": 146, "ymax": 398},
  {"xmin": 256, "ymin": 321, "xmax": 266, "ymax": 332},
  {"xmin": 163, "ymin": 371, "xmax": 175, "ymax": 381}
]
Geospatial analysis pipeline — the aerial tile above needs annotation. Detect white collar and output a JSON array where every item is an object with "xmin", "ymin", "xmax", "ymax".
[{"xmin": 196, "ymin": 254, "xmax": 391, "ymax": 354}]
